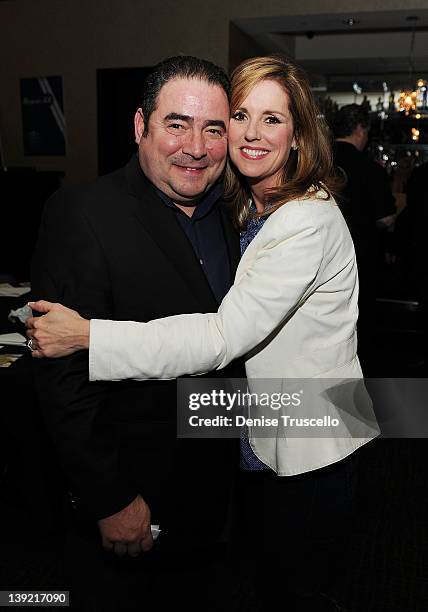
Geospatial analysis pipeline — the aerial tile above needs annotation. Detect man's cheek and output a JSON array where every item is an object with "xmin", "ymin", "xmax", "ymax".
[
  {"xmin": 159, "ymin": 135, "xmax": 182, "ymax": 155},
  {"xmin": 206, "ymin": 140, "xmax": 228, "ymax": 160}
]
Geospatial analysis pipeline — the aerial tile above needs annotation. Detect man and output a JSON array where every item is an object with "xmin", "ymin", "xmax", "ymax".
[
  {"xmin": 31, "ymin": 56, "xmax": 241, "ymax": 610},
  {"xmin": 332, "ymin": 104, "xmax": 396, "ymax": 373},
  {"xmin": 332, "ymin": 103, "xmax": 396, "ymax": 242}
]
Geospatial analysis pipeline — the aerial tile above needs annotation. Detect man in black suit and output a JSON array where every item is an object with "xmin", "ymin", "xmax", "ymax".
[
  {"xmin": 31, "ymin": 56, "xmax": 241, "ymax": 610},
  {"xmin": 332, "ymin": 104, "xmax": 396, "ymax": 373}
]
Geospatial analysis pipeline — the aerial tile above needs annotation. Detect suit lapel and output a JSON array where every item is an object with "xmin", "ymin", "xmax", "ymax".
[
  {"xmin": 125, "ymin": 156, "xmax": 219, "ymax": 312},
  {"xmin": 218, "ymin": 201, "xmax": 241, "ymax": 280}
]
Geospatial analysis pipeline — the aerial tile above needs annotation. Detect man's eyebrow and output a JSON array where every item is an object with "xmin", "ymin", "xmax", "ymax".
[
  {"xmin": 164, "ymin": 113, "xmax": 192, "ymax": 122},
  {"xmin": 203, "ymin": 119, "xmax": 226, "ymax": 130},
  {"xmin": 164, "ymin": 114, "xmax": 226, "ymax": 131}
]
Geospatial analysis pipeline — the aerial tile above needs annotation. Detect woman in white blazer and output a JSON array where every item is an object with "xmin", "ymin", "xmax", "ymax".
[{"xmin": 28, "ymin": 56, "xmax": 377, "ymax": 608}]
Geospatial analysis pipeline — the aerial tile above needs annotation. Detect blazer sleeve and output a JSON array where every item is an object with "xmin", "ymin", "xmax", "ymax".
[
  {"xmin": 31, "ymin": 190, "xmax": 139, "ymax": 519},
  {"xmin": 89, "ymin": 204, "xmax": 324, "ymax": 381}
]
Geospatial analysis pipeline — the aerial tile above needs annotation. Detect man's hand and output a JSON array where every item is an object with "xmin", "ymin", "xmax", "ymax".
[
  {"xmin": 25, "ymin": 300, "xmax": 90, "ymax": 358},
  {"xmin": 98, "ymin": 494, "xmax": 154, "ymax": 557}
]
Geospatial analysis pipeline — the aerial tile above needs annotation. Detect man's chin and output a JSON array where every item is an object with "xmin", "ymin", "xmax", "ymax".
[{"xmin": 168, "ymin": 184, "xmax": 212, "ymax": 204}]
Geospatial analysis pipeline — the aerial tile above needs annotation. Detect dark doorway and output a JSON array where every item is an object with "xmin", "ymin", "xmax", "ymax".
[{"xmin": 97, "ymin": 66, "xmax": 152, "ymax": 176}]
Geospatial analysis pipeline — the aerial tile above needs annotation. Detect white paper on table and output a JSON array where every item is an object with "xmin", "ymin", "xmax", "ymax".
[
  {"xmin": 0, "ymin": 332, "xmax": 27, "ymax": 346},
  {"xmin": 0, "ymin": 283, "xmax": 31, "ymax": 298},
  {"xmin": 8, "ymin": 304, "xmax": 32, "ymax": 324}
]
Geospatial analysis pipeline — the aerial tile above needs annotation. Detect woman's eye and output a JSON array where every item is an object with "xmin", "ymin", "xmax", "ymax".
[
  {"xmin": 232, "ymin": 111, "xmax": 246, "ymax": 121},
  {"xmin": 265, "ymin": 115, "xmax": 280, "ymax": 124}
]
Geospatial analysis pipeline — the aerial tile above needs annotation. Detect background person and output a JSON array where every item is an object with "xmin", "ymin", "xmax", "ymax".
[{"xmin": 332, "ymin": 104, "xmax": 396, "ymax": 373}]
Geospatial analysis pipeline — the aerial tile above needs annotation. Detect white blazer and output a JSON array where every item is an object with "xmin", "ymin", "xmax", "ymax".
[{"xmin": 89, "ymin": 193, "xmax": 378, "ymax": 475}]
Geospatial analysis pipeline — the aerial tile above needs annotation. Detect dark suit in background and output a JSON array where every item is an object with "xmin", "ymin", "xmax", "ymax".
[
  {"xmin": 333, "ymin": 141, "xmax": 395, "ymax": 372},
  {"xmin": 31, "ymin": 155, "xmax": 242, "ymax": 610}
]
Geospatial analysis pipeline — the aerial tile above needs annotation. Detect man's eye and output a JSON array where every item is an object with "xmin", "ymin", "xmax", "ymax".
[
  {"xmin": 206, "ymin": 128, "xmax": 223, "ymax": 137},
  {"xmin": 265, "ymin": 116, "xmax": 280, "ymax": 124},
  {"xmin": 168, "ymin": 123, "xmax": 185, "ymax": 130},
  {"xmin": 232, "ymin": 111, "xmax": 246, "ymax": 121}
]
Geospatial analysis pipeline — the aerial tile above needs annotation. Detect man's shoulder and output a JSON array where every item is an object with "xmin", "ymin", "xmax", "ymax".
[
  {"xmin": 334, "ymin": 141, "xmax": 361, "ymax": 162},
  {"xmin": 50, "ymin": 165, "xmax": 126, "ymax": 204},
  {"xmin": 43, "ymin": 164, "xmax": 131, "ymax": 221}
]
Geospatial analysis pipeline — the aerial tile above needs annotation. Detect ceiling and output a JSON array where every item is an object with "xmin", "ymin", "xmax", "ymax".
[{"xmin": 232, "ymin": 10, "xmax": 428, "ymax": 92}]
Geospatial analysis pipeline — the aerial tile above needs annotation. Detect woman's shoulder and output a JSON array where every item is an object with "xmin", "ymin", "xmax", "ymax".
[
  {"xmin": 248, "ymin": 191, "xmax": 347, "ymax": 255},
  {"xmin": 297, "ymin": 186, "xmax": 339, "ymax": 209},
  {"xmin": 265, "ymin": 189, "xmax": 340, "ymax": 228}
]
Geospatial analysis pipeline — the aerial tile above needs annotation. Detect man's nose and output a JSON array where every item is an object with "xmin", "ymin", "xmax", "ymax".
[{"xmin": 182, "ymin": 129, "xmax": 207, "ymax": 159}]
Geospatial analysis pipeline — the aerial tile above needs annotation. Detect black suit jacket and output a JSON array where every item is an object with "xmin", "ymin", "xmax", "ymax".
[
  {"xmin": 31, "ymin": 156, "xmax": 242, "ymax": 541},
  {"xmin": 333, "ymin": 141, "xmax": 395, "ymax": 301},
  {"xmin": 333, "ymin": 141, "xmax": 395, "ymax": 249}
]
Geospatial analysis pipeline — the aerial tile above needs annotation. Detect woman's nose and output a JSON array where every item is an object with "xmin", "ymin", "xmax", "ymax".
[{"xmin": 244, "ymin": 120, "xmax": 261, "ymax": 142}]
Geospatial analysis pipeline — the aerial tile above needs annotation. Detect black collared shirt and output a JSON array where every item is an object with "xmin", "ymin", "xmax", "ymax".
[{"xmin": 155, "ymin": 184, "xmax": 231, "ymax": 304}]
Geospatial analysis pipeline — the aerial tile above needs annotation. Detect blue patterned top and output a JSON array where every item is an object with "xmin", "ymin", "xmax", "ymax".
[{"xmin": 239, "ymin": 202, "xmax": 271, "ymax": 471}]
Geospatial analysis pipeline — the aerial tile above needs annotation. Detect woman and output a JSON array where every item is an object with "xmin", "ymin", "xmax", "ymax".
[{"xmin": 28, "ymin": 56, "xmax": 376, "ymax": 606}]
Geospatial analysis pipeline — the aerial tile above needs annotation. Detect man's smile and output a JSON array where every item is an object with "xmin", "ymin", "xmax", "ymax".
[{"xmin": 173, "ymin": 163, "xmax": 208, "ymax": 174}]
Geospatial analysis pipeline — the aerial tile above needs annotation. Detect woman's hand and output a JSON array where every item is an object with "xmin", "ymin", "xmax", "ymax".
[{"xmin": 25, "ymin": 300, "xmax": 90, "ymax": 358}]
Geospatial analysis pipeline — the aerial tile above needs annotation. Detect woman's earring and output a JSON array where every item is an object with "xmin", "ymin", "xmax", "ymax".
[{"xmin": 292, "ymin": 143, "xmax": 298, "ymax": 151}]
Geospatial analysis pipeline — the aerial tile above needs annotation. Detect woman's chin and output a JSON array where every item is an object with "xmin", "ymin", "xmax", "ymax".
[{"xmin": 235, "ymin": 164, "xmax": 268, "ymax": 181}]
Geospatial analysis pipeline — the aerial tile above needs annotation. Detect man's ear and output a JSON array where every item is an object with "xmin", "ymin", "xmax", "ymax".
[{"xmin": 134, "ymin": 108, "xmax": 145, "ymax": 144}]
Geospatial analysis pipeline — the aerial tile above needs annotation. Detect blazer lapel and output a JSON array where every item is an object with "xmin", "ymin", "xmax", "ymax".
[{"xmin": 125, "ymin": 156, "xmax": 219, "ymax": 312}]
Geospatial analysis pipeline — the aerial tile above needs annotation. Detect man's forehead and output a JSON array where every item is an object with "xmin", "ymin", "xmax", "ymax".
[{"xmin": 157, "ymin": 77, "xmax": 229, "ymax": 110}]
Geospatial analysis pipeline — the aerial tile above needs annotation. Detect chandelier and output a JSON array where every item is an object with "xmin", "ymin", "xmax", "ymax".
[
  {"xmin": 397, "ymin": 79, "xmax": 427, "ymax": 115},
  {"xmin": 398, "ymin": 90, "xmax": 417, "ymax": 115},
  {"xmin": 398, "ymin": 26, "xmax": 427, "ymax": 116}
]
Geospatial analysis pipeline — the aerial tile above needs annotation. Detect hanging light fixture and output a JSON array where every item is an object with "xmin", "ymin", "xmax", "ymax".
[
  {"xmin": 399, "ymin": 90, "xmax": 418, "ymax": 115},
  {"xmin": 398, "ymin": 25, "xmax": 418, "ymax": 115}
]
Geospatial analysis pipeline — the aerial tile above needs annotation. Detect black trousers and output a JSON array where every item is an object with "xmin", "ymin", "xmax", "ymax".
[
  {"xmin": 63, "ymin": 439, "xmax": 238, "ymax": 611},
  {"xmin": 235, "ymin": 452, "xmax": 359, "ymax": 609},
  {"xmin": 62, "ymin": 451, "xmax": 357, "ymax": 611},
  {"xmin": 64, "ymin": 524, "xmax": 234, "ymax": 612}
]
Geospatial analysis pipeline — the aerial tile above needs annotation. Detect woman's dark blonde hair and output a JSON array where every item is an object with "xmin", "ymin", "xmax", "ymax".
[{"xmin": 224, "ymin": 55, "xmax": 337, "ymax": 229}]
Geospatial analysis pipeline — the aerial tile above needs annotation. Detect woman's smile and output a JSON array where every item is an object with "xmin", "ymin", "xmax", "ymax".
[{"xmin": 239, "ymin": 147, "xmax": 270, "ymax": 160}]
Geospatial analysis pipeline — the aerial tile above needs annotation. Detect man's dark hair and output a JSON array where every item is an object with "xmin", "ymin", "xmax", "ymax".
[
  {"xmin": 331, "ymin": 103, "xmax": 370, "ymax": 139},
  {"xmin": 140, "ymin": 55, "xmax": 231, "ymax": 136}
]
